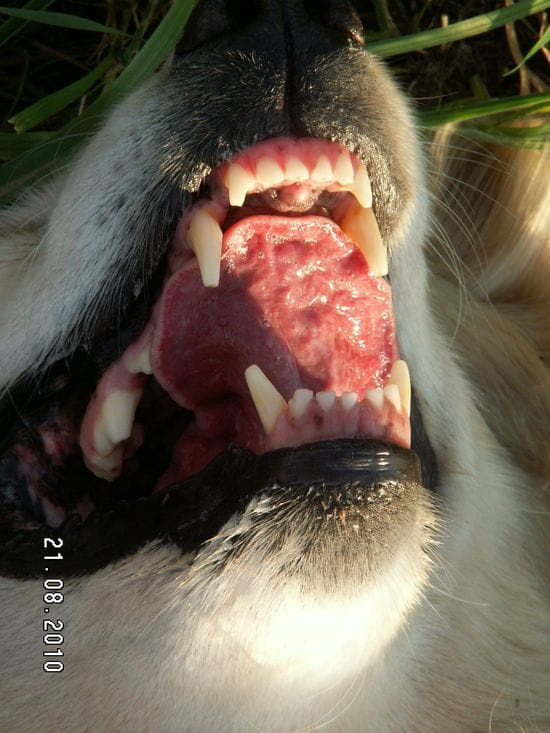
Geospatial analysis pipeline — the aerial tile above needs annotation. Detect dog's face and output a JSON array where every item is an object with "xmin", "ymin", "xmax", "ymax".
[{"xmin": 1, "ymin": 2, "xmax": 548, "ymax": 731}]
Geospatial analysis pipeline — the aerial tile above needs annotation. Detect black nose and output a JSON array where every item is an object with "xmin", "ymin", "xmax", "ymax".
[{"xmin": 178, "ymin": 0, "xmax": 365, "ymax": 54}]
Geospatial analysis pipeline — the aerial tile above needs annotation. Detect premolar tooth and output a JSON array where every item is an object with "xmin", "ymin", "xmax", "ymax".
[
  {"xmin": 340, "ymin": 203, "xmax": 388, "ymax": 276},
  {"xmin": 316, "ymin": 390, "xmax": 336, "ymax": 411},
  {"xmin": 351, "ymin": 165, "xmax": 373, "ymax": 208},
  {"xmin": 256, "ymin": 157, "xmax": 285, "ymax": 189},
  {"xmin": 383, "ymin": 384, "xmax": 401, "ymax": 413},
  {"xmin": 187, "ymin": 206, "xmax": 223, "ymax": 287},
  {"xmin": 365, "ymin": 387, "xmax": 384, "ymax": 411},
  {"xmin": 341, "ymin": 391, "xmax": 358, "ymax": 411},
  {"xmin": 284, "ymin": 156, "xmax": 309, "ymax": 182},
  {"xmin": 288, "ymin": 388, "xmax": 314, "ymax": 419},
  {"xmin": 388, "ymin": 360, "xmax": 411, "ymax": 416},
  {"xmin": 334, "ymin": 152, "xmax": 354, "ymax": 185},
  {"xmin": 226, "ymin": 164, "xmax": 256, "ymax": 206},
  {"xmin": 245, "ymin": 365, "xmax": 286, "ymax": 434},
  {"xmin": 99, "ymin": 389, "xmax": 142, "ymax": 450},
  {"xmin": 311, "ymin": 154, "xmax": 333, "ymax": 183}
]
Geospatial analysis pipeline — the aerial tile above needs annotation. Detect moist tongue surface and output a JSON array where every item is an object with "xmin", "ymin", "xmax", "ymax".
[
  {"xmin": 151, "ymin": 215, "xmax": 399, "ymax": 485},
  {"xmin": 151, "ymin": 215, "xmax": 397, "ymax": 476},
  {"xmin": 153, "ymin": 215, "xmax": 396, "ymax": 402}
]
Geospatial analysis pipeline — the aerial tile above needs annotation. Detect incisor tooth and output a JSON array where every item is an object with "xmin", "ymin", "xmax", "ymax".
[
  {"xmin": 334, "ymin": 152, "xmax": 354, "ymax": 185},
  {"xmin": 226, "ymin": 164, "xmax": 256, "ymax": 206},
  {"xmin": 288, "ymin": 388, "xmax": 313, "ymax": 419},
  {"xmin": 316, "ymin": 390, "xmax": 336, "ymax": 411},
  {"xmin": 383, "ymin": 383, "xmax": 401, "ymax": 413},
  {"xmin": 256, "ymin": 157, "xmax": 285, "ymax": 189},
  {"xmin": 187, "ymin": 206, "xmax": 223, "ymax": 287},
  {"xmin": 342, "ymin": 392, "xmax": 358, "ymax": 411},
  {"xmin": 365, "ymin": 387, "xmax": 384, "ymax": 411},
  {"xmin": 340, "ymin": 203, "xmax": 388, "ymax": 276},
  {"xmin": 245, "ymin": 365, "xmax": 287, "ymax": 434},
  {"xmin": 284, "ymin": 156, "xmax": 309, "ymax": 182},
  {"xmin": 311, "ymin": 155, "xmax": 333, "ymax": 183},
  {"xmin": 388, "ymin": 360, "xmax": 411, "ymax": 417},
  {"xmin": 351, "ymin": 165, "xmax": 372, "ymax": 208}
]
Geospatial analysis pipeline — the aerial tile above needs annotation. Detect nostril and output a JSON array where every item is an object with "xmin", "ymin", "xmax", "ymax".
[
  {"xmin": 176, "ymin": 0, "xmax": 263, "ymax": 54},
  {"xmin": 303, "ymin": 0, "xmax": 365, "ymax": 46}
]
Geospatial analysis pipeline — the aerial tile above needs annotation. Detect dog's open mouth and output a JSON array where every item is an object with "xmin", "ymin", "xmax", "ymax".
[{"xmin": 0, "ymin": 137, "xmax": 431, "ymax": 575}]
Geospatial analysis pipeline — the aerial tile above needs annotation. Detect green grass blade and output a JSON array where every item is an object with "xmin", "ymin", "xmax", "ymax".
[
  {"xmin": 418, "ymin": 92, "xmax": 550, "ymax": 127},
  {"xmin": 0, "ymin": 7, "xmax": 127, "ymax": 35},
  {"xmin": 9, "ymin": 55, "xmax": 112, "ymax": 133},
  {"xmin": 93, "ymin": 0, "xmax": 200, "ymax": 111},
  {"xmin": 0, "ymin": 0, "xmax": 54, "ymax": 47},
  {"xmin": 368, "ymin": 0, "xmax": 550, "ymax": 57},
  {"xmin": 0, "ymin": 131, "xmax": 54, "ymax": 160},
  {"xmin": 0, "ymin": 0, "xmax": 200, "ymax": 193},
  {"xmin": 504, "ymin": 25, "xmax": 550, "ymax": 74},
  {"xmin": 458, "ymin": 122, "xmax": 550, "ymax": 149}
]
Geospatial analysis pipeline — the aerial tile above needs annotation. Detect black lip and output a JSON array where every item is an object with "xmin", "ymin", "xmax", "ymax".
[{"xmin": 1, "ymin": 438, "xmax": 425, "ymax": 579}]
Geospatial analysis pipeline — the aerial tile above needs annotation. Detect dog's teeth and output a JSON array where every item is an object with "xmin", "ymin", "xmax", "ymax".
[
  {"xmin": 383, "ymin": 383, "xmax": 401, "ymax": 413},
  {"xmin": 311, "ymin": 154, "xmax": 333, "ymax": 183},
  {"xmin": 256, "ymin": 157, "xmax": 285, "ymax": 189},
  {"xmin": 245, "ymin": 365, "xmax": 286, "ymax": 434},
  {"xmin": 341, "ymin": 391, "xmax": 358, "ymax": 411},
  {"xmin": 316, "ymin": 390, "xmax": 336, "ymax": 411},
  {"xmin": 97, "ymin": 389, "xmax": 142, "ymax": 451},
  {"xmin": 226, "ymin": 164, "xmax": 255, "ymax": 206},
  {"xmin": 340, "ymin": 203, "xmax": 388, "ymax": 276},
  {"xmin": 351, "ymin": 165, "xmax": 373, "ymax": 209},
  {"xmin": 288, "ymin": 388, "xmax": 314, "ymax": 419},
  {"xmin": 187, "ymin": 207, "xmax": 223, "ymax": 287},
  {"xmin": 388, "ymin": 360, "xmax": 411, "ymax": 417},
  {"xmin": 334, "ymin": 151, "xmax": 354, "ymax": 185},
  {"xmin": 284, "ymin": 156, "xmax": 309, "ymax": 182},
  {"xmin": 364, "ymin": 387, "xmax": 384, "ymax": 411},
  {"xmin": 127, "ymin": 345, "xmax": 152, "ymax": 375}
]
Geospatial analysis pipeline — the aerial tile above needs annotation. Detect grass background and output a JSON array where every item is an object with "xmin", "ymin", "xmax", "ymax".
[{"xmin": 0, "ymin": 0, "xmax": 548, "ymax": 200}]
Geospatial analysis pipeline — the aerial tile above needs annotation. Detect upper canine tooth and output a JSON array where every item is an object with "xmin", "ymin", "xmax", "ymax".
[
  {"xmin": 187, "ymin": 206, "xmax": 223, "ymax": 287},
  {"xmin": 351, "ymin": 165, "xmax": 373, "ymax": 208},
  {"xmin": 284, "ymin": 156, "xmax": 309, "ymax": 182},
  {"xmin": 340, "ymin": 203, "xmax": 388, "ymax": 276},
  {"xmin": 256, "ymin": 157, "xmax": 285, "ymax": 189},
  {"xmin": 334, "ymin": 152, "xmax": 354, "ymax": 185},
  {"xmin": 383, "ymin": 383, "xmax": 401, "ymax": 413},
  {"xmin": 288, "ymin": 388, "xmax": 314, "ymax": 419},
  {"xmin": 245, "ymin": 365, "xmax": 287, "ymax": 434},
  {"xmin": 311, "ymin": 155, "xmax": 333, "ymax": 183},
  {"xmin": 226, "ymin": 164, "xmax": 256, "ymax": 206},
  {"xmin": 388, "ymin": 360, "xmax": 411, "ymax": 417}
]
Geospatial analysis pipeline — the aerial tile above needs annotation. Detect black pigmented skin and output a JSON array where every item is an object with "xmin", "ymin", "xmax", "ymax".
[{"xmin": 1, "ymin": 439, "xmax": 421, "ymax": 578}]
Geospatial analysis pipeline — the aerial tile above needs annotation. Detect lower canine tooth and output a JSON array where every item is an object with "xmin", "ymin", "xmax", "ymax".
[
  {"xmin": 245, "ymin": 365, "xmax": 287, "ymax": 435},
  {"xmin": 383, "ymin": 384, "xmax": 401, "ymax": 413},
  {"xmin": 340, "ymin": 203, "xmax": 388, "ymax": 276},
  {"xmin": 187, "ymin": 206, "xmax": 223, "ymax": 287},
  {"xmin": 99, "ymin": 389, "xmax": 142, "ymax": 448},
  {"xmin": 289, "ymin": 388, "xmax": 313, "ymax": 419},
  {"xmin": 388, "ymin": 360, "xmax": 411, "ymax": 416}
]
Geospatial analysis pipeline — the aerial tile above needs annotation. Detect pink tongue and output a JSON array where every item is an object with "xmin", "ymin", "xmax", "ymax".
[{"xmin": 151, "ymin": 215, "xmax": 396, "ymax": 409}]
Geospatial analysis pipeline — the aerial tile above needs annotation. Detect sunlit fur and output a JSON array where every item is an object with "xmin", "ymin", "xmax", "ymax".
[{"xmin": 0, "ymin": 58, "xmax": 549, "ymax": 732}]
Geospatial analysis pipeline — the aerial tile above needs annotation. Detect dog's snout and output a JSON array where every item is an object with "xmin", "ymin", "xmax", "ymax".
[{"xmin": 178, "ymin": 0, "xmax": 364, "ymax": 53}]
